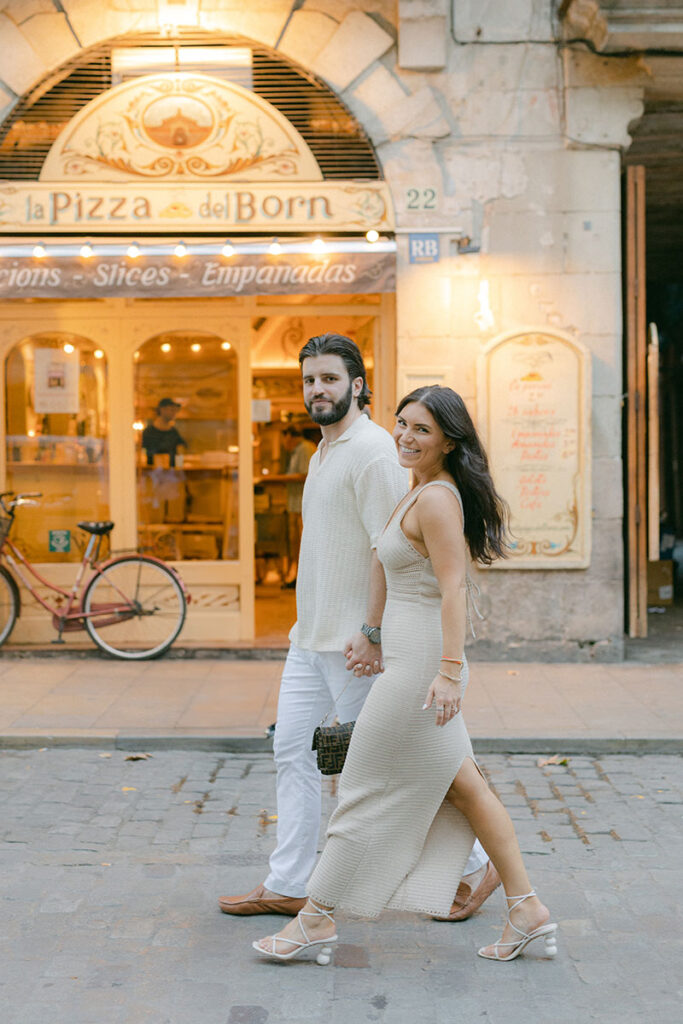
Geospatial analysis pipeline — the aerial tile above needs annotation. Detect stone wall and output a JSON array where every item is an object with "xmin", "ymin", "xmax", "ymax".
[{"xmin": 0, "ymin": 0, "xmax": 652, "ymax": 658}]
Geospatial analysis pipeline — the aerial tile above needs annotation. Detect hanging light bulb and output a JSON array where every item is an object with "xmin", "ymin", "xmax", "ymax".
[
  {"xmin": 174, "ymin": 241, "xmax": 188, "ymax": 258},
  {"xmin": 221, "ymin": 341, "xmax": 232, "ymax": 351},
  {"xmin": 33, "ymin": 243, "xmax": 47, "ymax": 259},
  {"xmin": 127, "ymin": 243, "xmax": 141, "ymax": 259},
  {"xmin": 63, "ymin": 343, "xmax": 75, "ymax": 354},
  {"xmin": 191, "ymin": 343, "xmax": 201, "ymax": 353},
  {"xmin": 161, "ymin": 342, "xmax": 172, "ymax": 353},
  {"xmin": 268, "ymin": 238, "xmax": 282, "ymax": 255},
  {"xmin": 311, "ymin": 237, "xmax": 326, "ymax": 253},
  {"xmin": 221, "ymin": 240, "xmax": 234, "ymax": 257},
  {"xmin": 94, "ymin": 349, "xmax": 104, "ymax": 360},
  {"xmin": 80, "ymin": 242, "xmax": 94, "ymax": 259},
  {"xmin": 365, "ymin": 229, "xmax": 379, "ymax": 244}
]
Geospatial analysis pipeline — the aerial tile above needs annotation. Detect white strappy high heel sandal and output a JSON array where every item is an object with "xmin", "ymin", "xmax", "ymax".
[
  {"xmin": 477, "ymin": 890, "xmax": 558, "ymax": 962},
  {"xmin": 252, "ymin": 901, "xmax": 338, "ymax": 965}
]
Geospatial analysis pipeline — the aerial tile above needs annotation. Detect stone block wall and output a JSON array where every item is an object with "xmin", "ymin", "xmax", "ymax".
[{"xmin": 0, "ymin": 0, "xmax": 651, "ymax": 658}]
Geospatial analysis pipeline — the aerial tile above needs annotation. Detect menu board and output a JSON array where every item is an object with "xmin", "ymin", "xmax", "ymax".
[{"xmin": 477, "ymin": 331, "xmax": 591, "ymax": 568}]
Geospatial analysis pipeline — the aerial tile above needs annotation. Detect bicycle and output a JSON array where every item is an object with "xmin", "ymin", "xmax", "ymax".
[{"xmin": 0, "ymin": 492, "xmax": 190, "ymax": 660}]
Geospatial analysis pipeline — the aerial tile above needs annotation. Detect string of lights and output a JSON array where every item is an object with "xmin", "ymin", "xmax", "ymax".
[{"xmin": 0, "ymin": 234, "xmax": 393, "ymax": 260}]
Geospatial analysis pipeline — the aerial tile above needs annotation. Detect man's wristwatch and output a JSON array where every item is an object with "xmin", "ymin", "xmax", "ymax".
[{"xmin": 361, "ymin": 623, "xmax": 381, "ymax": 644}]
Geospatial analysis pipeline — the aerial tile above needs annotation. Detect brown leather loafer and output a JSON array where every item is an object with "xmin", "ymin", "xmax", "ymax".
[
  {"xmin": 218, "ymin": 883, "xmax": 307, "ymax": 916},
  {"xmin": 432, "ymin": 862, "xmax": 501, "ymax": 922}
]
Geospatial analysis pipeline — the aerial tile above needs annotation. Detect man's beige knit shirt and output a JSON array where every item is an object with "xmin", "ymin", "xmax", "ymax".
[{"xmin": 290, "ymin": 414, "xmax": 409, "ymax": 652}]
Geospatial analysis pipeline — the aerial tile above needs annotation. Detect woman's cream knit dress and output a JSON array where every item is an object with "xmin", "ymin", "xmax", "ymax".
[{"xmin": 307, "ymin": 480, "xmax": 477, "ymax": 919}]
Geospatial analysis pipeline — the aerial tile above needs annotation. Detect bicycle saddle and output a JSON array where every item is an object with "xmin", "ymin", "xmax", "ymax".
[{"xmin": 78, "ymin": 521, "xmax": 114, "ymax": 535}]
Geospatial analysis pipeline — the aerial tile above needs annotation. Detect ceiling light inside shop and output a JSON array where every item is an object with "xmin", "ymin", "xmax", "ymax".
[
  {"xmin": 80, "ymin": 243, "xmax": 94, "ymax": 259},
  {"xmin": 127, "ymin": 243, "xmax": 141, "ymax": 259},
  {"xmin": 134, "ymin": 351, "xmax": 141, "ymax": 360},
  {"xmin": 111, "ymin": 46, "xmax": 252, "ymax": 88},
  {"xmin": 161, "ymin": 343, "xmax": 172, "ymax": 353},
  {"xmin": 221, "ymin": 342, "xmax": 232, "ymax": 351},
  {"xmin": 132, "ymin": 421, "xmax": 144, "ymax": 431},
  {"xmin": 365, "ymin": 230, "xmax": 379, "ymax": 243},
  {"xmin": 33, "ymin": 244, "xmax": 46, "ymax": 258},
  {"xmin": 63, "ymin": 343, "xmax": 75, "ymax": 354},
  {"xmin": 94, "ymin": 349, "xmax": 104, "ymax": 360},
  {"xmin": 191, "ymin": 343, "xmax": 201, "ymax": 352}
]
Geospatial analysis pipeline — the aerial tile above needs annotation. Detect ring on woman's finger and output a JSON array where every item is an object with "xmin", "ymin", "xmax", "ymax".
[{"xmin": 436, "ymin": 705, "xmax": 445, "ymax": 711}]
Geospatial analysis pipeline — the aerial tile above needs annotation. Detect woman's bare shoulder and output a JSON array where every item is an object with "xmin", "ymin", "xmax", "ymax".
[{"xmin": 414, "ymin": 483, "xmax": 461, "ymax": 522}]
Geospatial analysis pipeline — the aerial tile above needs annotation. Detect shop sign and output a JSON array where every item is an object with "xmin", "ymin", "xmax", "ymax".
[
  {"xmin": 0, "ymin": 250, "xmax": 395, "ymax": 298},
  {"xmin": 408, "ymin": 233, "xmax": 440, "ymax": 263},
  {"xmin": 0, "ymin": 181, "xmax": 393, "ymax": 233},
  {"xmin": 476, "ymin": 330, "xmax": 591, "ymax": 569}
]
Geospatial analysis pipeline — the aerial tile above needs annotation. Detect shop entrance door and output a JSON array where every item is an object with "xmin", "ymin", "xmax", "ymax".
[
  {"xmin": 249, "ymin": 298, "xmax": 395, "ymax": 644},
  {"xmin": 128, "ymin": 303, "xmax": 254, "ymax": 644}
]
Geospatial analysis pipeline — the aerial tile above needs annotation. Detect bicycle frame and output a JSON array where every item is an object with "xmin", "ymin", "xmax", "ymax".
[
  {"xmin": 2, "ymin": 532, "xmax": 108, "ymax": 630},
  {"xmin": 0, "ymin": 533, "xmax": 190, "ymax": 633}
]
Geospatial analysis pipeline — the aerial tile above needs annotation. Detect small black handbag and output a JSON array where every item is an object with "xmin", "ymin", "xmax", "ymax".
[{"xmin": 311, "ymin": 719, "xmax": 355, "ymax": 776}]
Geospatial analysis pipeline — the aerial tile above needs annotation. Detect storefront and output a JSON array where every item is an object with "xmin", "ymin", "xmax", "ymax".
[
  {"xmin": 0, "ymin": 37, "xmax": 396, "ymax": 644},
  {"xmin": 2, "ymin": 4, "xmax": 680, "ymax": 659}
]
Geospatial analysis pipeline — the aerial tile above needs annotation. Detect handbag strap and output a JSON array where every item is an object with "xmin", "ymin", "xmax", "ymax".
[{"xmin": 318, "ymin": 673, "xmax": 355, "ymax": 728}]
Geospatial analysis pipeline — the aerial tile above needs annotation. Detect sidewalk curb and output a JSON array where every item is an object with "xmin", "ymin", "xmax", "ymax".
[{"xmin": 0, "ymin": 733, "xmax": 680, "ymax": 755}]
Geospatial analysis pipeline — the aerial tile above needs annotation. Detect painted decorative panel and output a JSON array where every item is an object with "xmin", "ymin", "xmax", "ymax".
[
  {"xmin": 477, "ymin": 330, "xmax": 591, "ymax": 569},
  {"xmin": 39, "ymin": 73, "xmax": 323, "ymax": 182}
]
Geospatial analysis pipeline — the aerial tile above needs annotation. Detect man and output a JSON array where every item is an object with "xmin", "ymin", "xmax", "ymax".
[
  {"xmin": 142, "ymin": 397, "xmax": 186, "ymax": 467},
  {"xmin": 219, "ymin": 333, "xmax": 498, "ymax": 922}
]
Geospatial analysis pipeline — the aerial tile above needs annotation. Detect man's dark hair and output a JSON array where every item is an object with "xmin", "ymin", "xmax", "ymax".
[{"xmin": 298, "ymin": 332, "xmax": 372, "ymax": 410}]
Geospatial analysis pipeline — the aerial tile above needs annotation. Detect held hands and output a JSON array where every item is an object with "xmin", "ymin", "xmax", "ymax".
[
  {"xmin": 423, "ymin": 674, "xmax": 463, "ymax": 727},
  {"xmin": 344, "ymin": 632, "xmax": 383, "ymax": 677}
]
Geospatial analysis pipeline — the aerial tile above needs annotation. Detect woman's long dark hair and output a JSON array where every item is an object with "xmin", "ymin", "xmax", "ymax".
[{"xmin": 396, "ymin": 386, "xmax": 509, "ymax": 565}]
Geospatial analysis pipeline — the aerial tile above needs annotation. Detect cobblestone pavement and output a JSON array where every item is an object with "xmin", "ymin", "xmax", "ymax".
[{"xmin": 1, "ymin": 749, "xmax": 681, "ymax": 1024}]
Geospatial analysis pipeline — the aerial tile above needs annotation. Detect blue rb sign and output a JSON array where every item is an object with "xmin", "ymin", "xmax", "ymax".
[{"xmin": 408, "ymin": 233, "xmax": 440, "ymax": 264}]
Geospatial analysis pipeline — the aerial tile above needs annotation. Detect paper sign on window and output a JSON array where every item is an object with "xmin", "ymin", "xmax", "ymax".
[{"xmin": 34, "ymin": 349, "xmax": 79, "ymax": 414}]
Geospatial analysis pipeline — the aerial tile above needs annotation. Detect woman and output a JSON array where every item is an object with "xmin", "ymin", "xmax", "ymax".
[{"xmin": 253, "ymin": 386, "xmax": 558, "ymax": 964}]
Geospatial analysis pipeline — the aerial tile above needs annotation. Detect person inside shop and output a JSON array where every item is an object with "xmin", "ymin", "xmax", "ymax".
[
  {"xmin": 281, "ymin": 425, "xmax": 317, "ymax": 588},
  {"xmin": 142, "ymin": 397, "xmax": 187, "ymax": 468},
  {"xmin": 141, "ymin": 397, "xmax": 188, "ymax": 527}
]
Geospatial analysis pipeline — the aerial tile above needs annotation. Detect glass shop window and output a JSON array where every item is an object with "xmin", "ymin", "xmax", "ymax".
[
  {"xmin": 134, "ymin": 331, "xmax": 239, "ymax": 561},
  {"xmin": 4, "ymin": 333, "xmax": 109, "ymax": 562}
]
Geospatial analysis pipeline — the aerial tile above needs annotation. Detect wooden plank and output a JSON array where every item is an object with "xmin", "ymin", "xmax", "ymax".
[
  {"xmin": 625, "ymin": 165, "xmax": 648, "ymax": 638},
  {"xmin": 647, "ymin": 322, "xmax": 661, "ymax": 561}
]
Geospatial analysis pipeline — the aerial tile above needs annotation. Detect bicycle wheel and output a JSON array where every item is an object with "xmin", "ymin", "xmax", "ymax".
[
  {"xmin": 0, "ymin": 565, "xmax": 20, "ymax": 647},
  {"xmin": 83, "ymin": 556, "xmax": 186, "ymax": 660}
]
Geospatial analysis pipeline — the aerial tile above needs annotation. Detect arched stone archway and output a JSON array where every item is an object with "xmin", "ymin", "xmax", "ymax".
[{"xmin": 0, "ymin": 4, "xmax": 397, "ymax": 147}]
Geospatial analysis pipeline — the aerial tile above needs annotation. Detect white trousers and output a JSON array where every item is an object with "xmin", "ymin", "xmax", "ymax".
[{"xmin": 265, "ymin": 642, "xmax": 488, "ymax": 898}]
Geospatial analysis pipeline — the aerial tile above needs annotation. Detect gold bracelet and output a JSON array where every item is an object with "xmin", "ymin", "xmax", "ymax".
[
  {"xmin": 438, "ymin": 669, "xmax": 462, "ymax": 683},
  {"xmin": 440, "ymin": 656, "xmax": 463, "ymax": 665}
]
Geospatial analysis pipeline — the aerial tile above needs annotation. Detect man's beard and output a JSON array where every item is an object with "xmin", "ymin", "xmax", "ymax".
[{"xmin": 305, "ymin": 382, "xmax": 353, "ymax": 425}]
